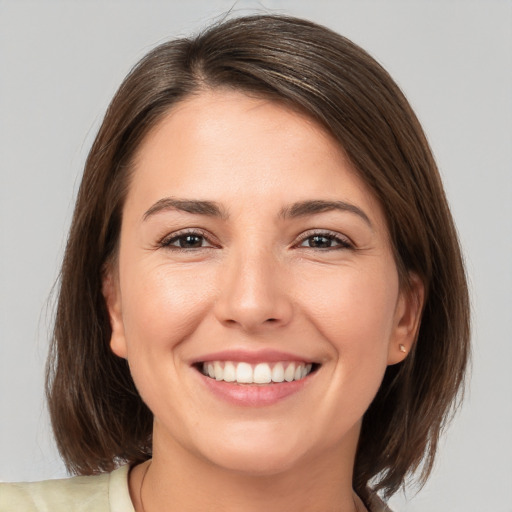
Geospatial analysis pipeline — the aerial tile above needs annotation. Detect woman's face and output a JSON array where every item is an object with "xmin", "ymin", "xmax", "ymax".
[{"xmin": 105, "ymin": 90, "xmax": 419, "ymax": 475}]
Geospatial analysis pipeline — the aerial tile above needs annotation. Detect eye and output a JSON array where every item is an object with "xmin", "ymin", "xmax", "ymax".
[
  {"xmin": 160, "ymin": 230, "xmax": 215, "ymax": 250},
  {"xmin": 297, "ymin": 231, "xmax": 353, "ymax": 250}
]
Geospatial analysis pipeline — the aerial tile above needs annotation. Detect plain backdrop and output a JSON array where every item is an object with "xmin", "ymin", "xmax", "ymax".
[{"xmin": 1, "ymin": 1, "xmax": 511, "ymax": 511}]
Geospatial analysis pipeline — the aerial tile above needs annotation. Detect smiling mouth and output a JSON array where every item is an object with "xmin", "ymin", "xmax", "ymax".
[{"xmin": 197, "ymin": 361, "xmax": 319, "ymax": 384}]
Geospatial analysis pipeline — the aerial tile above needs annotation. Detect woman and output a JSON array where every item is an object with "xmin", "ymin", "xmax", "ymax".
[{"xmin": 0, "ymin": 14, "xmax": 469, "ymax": 512}]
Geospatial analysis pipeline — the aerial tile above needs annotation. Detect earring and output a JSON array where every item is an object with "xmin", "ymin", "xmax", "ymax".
[{"xmin": 399, "ymin": 344, "xmax": 406, "ymax": 353}]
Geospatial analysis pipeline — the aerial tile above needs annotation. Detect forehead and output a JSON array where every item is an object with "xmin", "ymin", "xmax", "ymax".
[
  {"xmin": 133, "ymin": 89, "xmax": 347, "ymax": 169},
  {"xmin": 126, "ymin": 89, "xmax": 385, "ymax": 226}
]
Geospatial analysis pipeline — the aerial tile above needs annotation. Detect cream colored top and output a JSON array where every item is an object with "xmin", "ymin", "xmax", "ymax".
[
  {"xmin": 0, "ymin": 464, "xmax": 392, "ymax": 511},
  {"xmin": 0, "ymin": 465, "xmax": 134, "ymax": 512}
]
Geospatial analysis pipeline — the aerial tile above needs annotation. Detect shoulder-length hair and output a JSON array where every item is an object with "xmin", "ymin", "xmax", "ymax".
[{"xmin": 47, "ymin": 14, "xmax": 470, "ymax": 504}]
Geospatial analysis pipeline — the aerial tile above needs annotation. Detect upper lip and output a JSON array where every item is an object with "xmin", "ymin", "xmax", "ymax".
[{"xmin": 191, "ymin": 349, "xmax": 318, "ymax": 365}]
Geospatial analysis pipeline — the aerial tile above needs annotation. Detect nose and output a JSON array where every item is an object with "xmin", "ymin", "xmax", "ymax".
[{"xmin": 213, "ymin": 246, "xmax": 293, "ymax": 333}]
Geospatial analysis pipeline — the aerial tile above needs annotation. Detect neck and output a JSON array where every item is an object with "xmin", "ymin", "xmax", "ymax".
[{"xmin": 130, "ymin": 423, "xmax": 364, "ymax": 512}]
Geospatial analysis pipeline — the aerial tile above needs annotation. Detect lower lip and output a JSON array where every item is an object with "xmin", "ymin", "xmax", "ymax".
[{"xmin": 198, "ymin": 371, "xmax": 312, "ymax": 407}]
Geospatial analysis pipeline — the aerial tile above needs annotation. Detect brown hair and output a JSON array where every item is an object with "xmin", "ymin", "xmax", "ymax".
[{"xmin": 46, "ymin": 14, "xmax": 470, "ymax": 504}]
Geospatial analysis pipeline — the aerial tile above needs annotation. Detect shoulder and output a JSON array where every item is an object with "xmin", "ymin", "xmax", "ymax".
[{"xmin": 0, "ymin": 465, "xmax": 134, "ymax": 512}]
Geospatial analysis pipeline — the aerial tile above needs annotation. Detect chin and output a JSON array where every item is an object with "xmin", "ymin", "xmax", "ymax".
[
  {"xmin": 209, "ymin": 445, "xmax": 306, "ymax": 477},
  {"xmin": 193, "ymin": 424, "xmax": 315, "ymax": 477}
]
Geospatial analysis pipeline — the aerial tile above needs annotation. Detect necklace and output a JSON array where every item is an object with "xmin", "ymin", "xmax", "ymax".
[{"xmin": 139, "ymin": 459, "xmax": 152, "ymax": 512}]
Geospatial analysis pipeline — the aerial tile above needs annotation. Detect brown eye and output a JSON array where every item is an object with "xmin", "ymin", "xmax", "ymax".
[
  {"xmin": 299, "ymin": 233, "xmax": 351, "ymax": 250},
  {"xmin": 305, "ymin": 235, "xmax": 335, "ymax": 248},
  {"xmin": 176, "ymin": 234, "xmax": 205, "ymax": 248},
  {"xmin": 161, "ymin": 231, "xmax": 213, "ymax": 250}
]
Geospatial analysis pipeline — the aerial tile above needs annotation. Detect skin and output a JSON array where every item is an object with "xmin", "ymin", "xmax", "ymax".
[{"xmin": 103, "ymin": 89, "xmax": 423, "ymax": 512}]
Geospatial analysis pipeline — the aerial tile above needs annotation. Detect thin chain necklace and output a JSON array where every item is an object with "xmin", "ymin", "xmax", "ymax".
[{"xmin": 138, "ymin": 460, "xmax": 367, "ymax": 512}]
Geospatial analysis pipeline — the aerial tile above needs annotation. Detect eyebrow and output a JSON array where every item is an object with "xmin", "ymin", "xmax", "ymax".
[
  {"xmin": 279, "ymin": 200, "xmax": 373, "ymax": 228},
  {"xmin": 143, "ymin": 197, "xmax": 372, "ymax": 228},
  {"xmin": 143, "ymin": 198, "xmax": 228, "ymax": 221}
]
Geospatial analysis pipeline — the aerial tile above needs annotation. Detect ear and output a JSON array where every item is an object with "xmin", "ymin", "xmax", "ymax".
[
  {"xmin": 387, "ymin": 273, "xmax": 425, "ymax": 365},
  {"xmin": 102, "ymin": 268, "xmax": 128, "ymax": 359}
]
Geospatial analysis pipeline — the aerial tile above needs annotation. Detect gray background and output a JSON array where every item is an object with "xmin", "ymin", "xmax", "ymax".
[{"xmin": 1, "ymin": 1, "xmax": 511, "ymax": 511}]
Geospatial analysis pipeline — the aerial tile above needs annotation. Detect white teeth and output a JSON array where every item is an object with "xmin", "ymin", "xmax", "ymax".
[
  {"xmin": 223, "ymin": 362, "xmax": 236, "ymax": 382},
  {"xmin": 236, "ymin": 362, "xmax": 253, "ymax": 383},
  {"xmin": 271, "ymin": 363, "xmax": 285, "ymax": 383},
  {"xmin": 201, "ymin": 361, "xmax": 314, "ymax": 384},
  {"xmin": 253, "ymin": 363, "xmax": 272, "ymax": 384},
  {"xmin": 214, "ymin": 361, "xmax": 223, "ymax": 381},
  {"xmin": 284, "ymin": 363, "xmax": 295, "ymax": 382}
]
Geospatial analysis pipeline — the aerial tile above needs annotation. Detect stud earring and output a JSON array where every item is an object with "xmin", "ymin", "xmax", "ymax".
[{"xmin": 399, "ymin": 344, "xmax": 406, "ymax": 353}]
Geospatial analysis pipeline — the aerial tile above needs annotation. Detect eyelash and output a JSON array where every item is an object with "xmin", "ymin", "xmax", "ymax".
[
  {"xmin": 158, "ymin": 229, "xmax": 353, "ymax": 252},
  {"xmin": 294, "ymin": 230, "xmax": 353, "ymax": 251},
  {"xmin": 159, "ymin": 229, "xmax": 216, "ymax": 251}
]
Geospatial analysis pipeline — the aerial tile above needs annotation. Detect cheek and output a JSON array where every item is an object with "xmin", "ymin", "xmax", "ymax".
[
  {"xmin": 300, "ymin": 261, "xmax": 399, "ymax": 408},
  {"xmin": 300, "ymin": 263, "xmax": 399, "ymax": 350},
  {"xmin": 119, "ymin": 261, "xmax": 215, "ymax": 356},
  {"xmin": 116, "ymin": 262, "xmax": 217, "ymax": 421}
]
